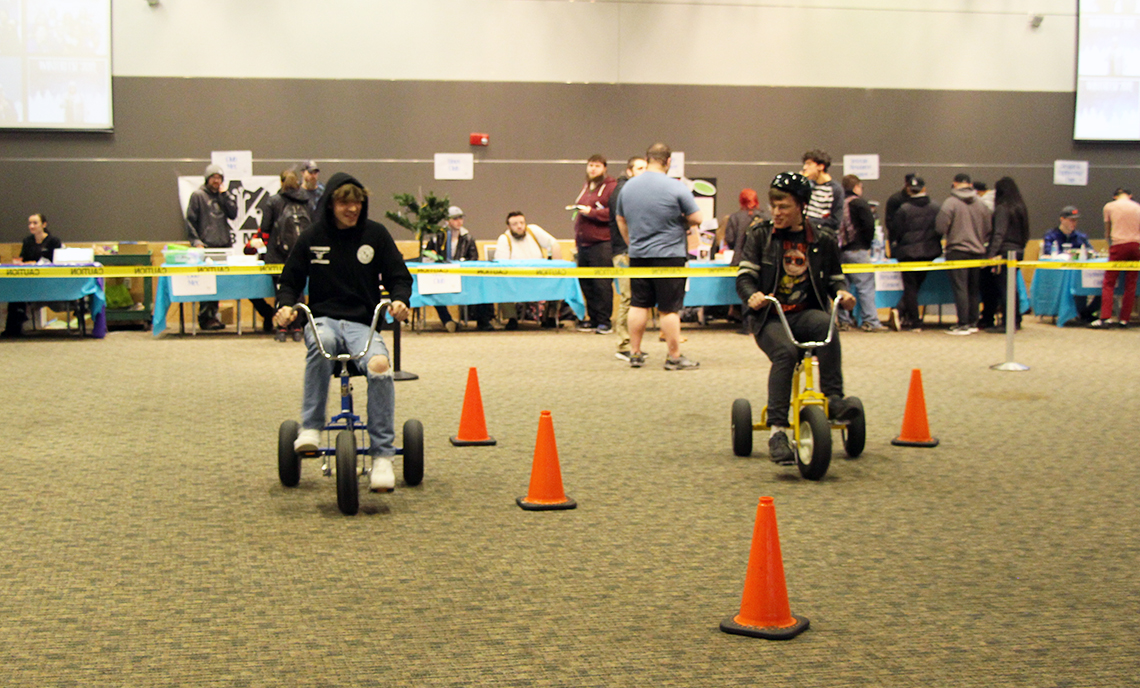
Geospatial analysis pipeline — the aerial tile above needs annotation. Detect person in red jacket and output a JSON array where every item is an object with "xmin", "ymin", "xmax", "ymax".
[{"xmin": 570, "ymin": 154, "xmax": 617, "ymax": 333}]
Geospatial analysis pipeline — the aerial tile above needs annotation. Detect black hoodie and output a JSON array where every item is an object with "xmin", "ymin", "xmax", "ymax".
[{"xmin": 276, "ymin": 172, "xmax": 413, "ymax": 325}]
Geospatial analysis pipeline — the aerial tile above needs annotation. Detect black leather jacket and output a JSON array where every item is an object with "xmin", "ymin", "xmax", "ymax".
[{"xmin": 735, "ymin": 218, "xmax": 846, "ymax": 335}]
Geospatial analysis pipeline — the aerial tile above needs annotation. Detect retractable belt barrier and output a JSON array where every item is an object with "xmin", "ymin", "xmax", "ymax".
[{"xmin": 4, "ymin": 259, "xmax": 1140, "ymax": 280}]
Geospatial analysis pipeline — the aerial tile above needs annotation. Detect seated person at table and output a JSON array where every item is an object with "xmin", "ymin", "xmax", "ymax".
[
  {"xmin": 273, "ymin": 172, "xmax": 413, "ymax": 492},
  {"xmin": 836, "ymin": 174, "xmax": 885, "ymax": 332},
  {"xmin": 3, "ymin": 213, "xmax": 63, "ymax": 338},
  {"xmin": 424, "ymin": 205, "xmax": 494, "ymax": 332},
  {"xmin": 493, "ymin": 211, "xmax": 567, "ymax": 330},
  {"xmin": 736, "ymin": 173, "xmax": 858, "ymax": 463},
  {"xmin": 1042, "ymin": 205, "xmax": 1098, "ymax": 322},
  {"xmin": 1042, "ymin": 206, "xmax": 1091, "ymax": 255}
]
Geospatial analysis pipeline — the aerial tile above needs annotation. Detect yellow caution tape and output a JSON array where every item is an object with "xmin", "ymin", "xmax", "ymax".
[{"xmin": 4, "ymin": 258, "xmax": 1140, "ymax": 279}]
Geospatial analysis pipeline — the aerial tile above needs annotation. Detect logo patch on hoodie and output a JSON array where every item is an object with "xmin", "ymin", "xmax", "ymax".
[{"xmin": 357, "ymin": 245, "xmax": 375, "ymax": 264}]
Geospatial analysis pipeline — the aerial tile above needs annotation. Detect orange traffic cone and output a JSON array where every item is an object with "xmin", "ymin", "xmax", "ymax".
[
  {"xmin": 516, "ymin": 411, "xmax": 576, "ymax": 511},
  {"xmin": 891, "ymin": 368, "xmax": 939, "ymax": 447},
  {"xmin": 450, "ymin": 367, "xmax": 496, "ymax": 446},
  {"xmin": 720, "ymin": 496, "xmax": 809, "ymax": 640}
]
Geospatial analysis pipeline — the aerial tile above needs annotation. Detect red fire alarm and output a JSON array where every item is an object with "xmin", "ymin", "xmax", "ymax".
[{"xmin": 469, "ymin": 132, "xmax": 490, "ymax": 147}]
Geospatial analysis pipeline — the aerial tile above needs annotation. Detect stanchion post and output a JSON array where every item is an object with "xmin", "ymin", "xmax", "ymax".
[{"xmin": 991, "ymin": 250, "xmax": 1029, "ymax": 372}]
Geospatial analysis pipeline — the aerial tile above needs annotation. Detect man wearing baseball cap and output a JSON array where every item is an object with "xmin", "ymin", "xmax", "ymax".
[
  {"xmin": 301, "ymin": 160, "xmax": 324, "ymax": 215},
  {"xmin": 1041, "ymin": 206, "xmax": 1091, "ymax": 255}
]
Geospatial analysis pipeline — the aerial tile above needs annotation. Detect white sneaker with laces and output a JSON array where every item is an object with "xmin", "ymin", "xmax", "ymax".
[
  {"xmin": 294, "ymin": 428, "xmax": 320, "ymax": 453},
  {"xmin": 370, "ymin": 456, "xmax": 396, "ymax": 492}
]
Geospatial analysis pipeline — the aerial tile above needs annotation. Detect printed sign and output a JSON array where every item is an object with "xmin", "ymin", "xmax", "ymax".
[
  {"xmin": 211, "ymin": 150, "xmax": 253, "ymax": 180},
  {"xmin": 874, "ymin": 270, "xmax": 903, "ymax": 291},
  {"xmin": 434, "ymin": 153, "xmax": 474, "ymax": 180},
  {"xmin": 171, "ymin": 273, "xmax": 217, "ymax": 297},
  {"xmin": 843, "ymin": 154, "xmax": 880, "ymax": 180},
  {"xmin": 1054, "ymin": 160, "xmax": 1089, "ymax": 186},
  {"xmin": 418, "ymin": 273, "xmax": 462, "ymax": 295},
  {"xmin": 1081, "ymin": 269, "xmax": 1104, "ymax": 289}
]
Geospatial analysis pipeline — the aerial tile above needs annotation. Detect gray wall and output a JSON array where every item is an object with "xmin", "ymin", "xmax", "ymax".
[{"xmin": 2, "ymin": 77, "xmax": 1138, "ymax": 245}]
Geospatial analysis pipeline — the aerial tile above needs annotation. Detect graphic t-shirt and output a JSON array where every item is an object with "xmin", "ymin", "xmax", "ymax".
[{"xmin": 774, "ymin": 231, "xmax": 820, "ymax": 314}]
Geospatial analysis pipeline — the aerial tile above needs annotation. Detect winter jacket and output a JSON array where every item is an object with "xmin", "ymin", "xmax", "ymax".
[
  {"xmin": 841, "ymin": 190, "xmax": 876, "ymax": 252},
  {"xmin": 987, "ymin": 203, "xmax": 1029, "ymax": 259},
  {"xmin": 935, "ymin": 187, "xmax": 993, "ymax": 255},
  {"xmin": 889, "ymin": 195, "xmax": 943, "ymax": 261},
  {"xmin": 256, "ymin": 187, "xmax": 312, "ymax": 264},
  {"xmin": 735, "ymin": 218, "xmax": 847, "ymax": 335},
  {"xmin": 185, "ymin": 184, "xmax": 238, "ymax": 248},
  {"xmin": 425, "ymin": 227, "xmax": 478, "ymax": 262},
  {"xmin": 277, "ymin": 172, "xmax": 413, "ymax": 325}
]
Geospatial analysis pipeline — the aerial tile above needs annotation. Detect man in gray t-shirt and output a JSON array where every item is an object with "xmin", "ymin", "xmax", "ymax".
[{"xmin": 615, "ymin": 143, "xmax": 703, "ymax": 370}]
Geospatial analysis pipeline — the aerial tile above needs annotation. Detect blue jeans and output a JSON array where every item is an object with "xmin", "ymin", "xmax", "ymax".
[
  {"xmin": 302, "ymin": 317, "xmax": 395, "ymax": 457},
  {"xmin": 838, "ymin": 249, "xmax": 881, "ymax": 327}
]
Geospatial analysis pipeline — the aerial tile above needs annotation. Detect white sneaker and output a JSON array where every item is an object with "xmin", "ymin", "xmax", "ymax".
[
  {"xmin": 294, "ymin": 428, "xmax": 320, "ymax": 453},
  {"xmin": 370, "ymin": 456, "xmax": 395, "ymax": 492}
]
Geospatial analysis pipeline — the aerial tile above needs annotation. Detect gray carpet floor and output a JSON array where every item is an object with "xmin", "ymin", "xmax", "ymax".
[{"xmin": 1, "ymin": 317, "xmax": 1137, "ymax": 687}]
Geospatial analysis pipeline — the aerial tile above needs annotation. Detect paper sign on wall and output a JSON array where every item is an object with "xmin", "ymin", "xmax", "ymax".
[
  {"xmin": 171, "ymin": 273, "xmax": 217, "ymax": 296},
  {"xmin": 1054, "ymin": 160, "xmax": 1089, "ymax": 186},
  {"xmin": 843, "ymin": 154, "xmax": 880, "ymax": 180},
  {"xmin": 212, "ymin": 150, "xmax": 253, "ymax": 180},
  {"xmin": 434, "ymin": 153, "xmax": 474, "ymax": 180},
  {"xmin": 418, "ymin": 273, "xmax": 462, "ymax": 295},
  {"xmin": 667, "ymin": 152, "xmax": 685, "ymax": 178}
]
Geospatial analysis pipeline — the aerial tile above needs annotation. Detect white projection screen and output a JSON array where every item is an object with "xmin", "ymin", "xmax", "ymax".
[
  {"xmin": 0, "ymin": 0, "xmax": 112, "ymax": 131},
  {"xmin": 1075, "ymin": 0, "xmax": 1140, "ymax": 141}
]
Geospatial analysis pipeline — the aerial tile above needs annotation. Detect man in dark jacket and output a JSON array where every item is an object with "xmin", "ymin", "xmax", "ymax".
[
  {"xmin": 837, "ymin": 174, "xmax": 885, "ymax": 331},
  {"xmin": 251, "ymin": 169, "xmax": 311, "ymax": 335},
  {"xmin": 274, "ymin": 172, "xmax": 413, "ymax": 492},
  {"xmin": 571, "ymin": 154, "xmax": 618, "ymax": 332},
  {"xmin": 889, "ymin": 177, "xmax": 942, "ymax": 330},
  {"xmin": 424, "ymin": 205, "xmax": 493, "ymax": 331},
  {"xmin": 736, "ymin": 172, "xmax": 857, "ymax": 463},
  {"xmin": 185, "ymin": 163, "xmax": 238, "ymax": 330}
]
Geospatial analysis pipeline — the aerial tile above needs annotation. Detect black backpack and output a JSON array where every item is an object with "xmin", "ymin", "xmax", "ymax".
[{"xmin": 273, "ymin": 201, "xmax": 310, "ymax": 258}]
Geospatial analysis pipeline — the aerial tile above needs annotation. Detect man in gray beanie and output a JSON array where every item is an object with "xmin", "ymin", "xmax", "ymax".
[{"xmin": 185, "ymin": 163, "xmax": 238, "ymax": 330}]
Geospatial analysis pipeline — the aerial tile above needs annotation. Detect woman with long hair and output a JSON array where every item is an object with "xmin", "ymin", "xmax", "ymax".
[{"xmin": 980, "ymin": 176, "xmax": 1029, "ymax": 329}]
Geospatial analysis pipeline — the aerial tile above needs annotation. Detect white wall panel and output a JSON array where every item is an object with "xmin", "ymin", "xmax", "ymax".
[{"xmin": 113, "ymin": 0, "xmax": 1077, "ymax": 91}]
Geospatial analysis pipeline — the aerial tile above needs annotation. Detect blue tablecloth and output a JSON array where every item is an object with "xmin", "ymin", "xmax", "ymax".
[
  {"xmin": 0, "ymin": 265, "xmax": 107, "ymax": 338},
  {"xmin": 153, "ymin": 272, "xmax": 275, "ymax": 335},
  {"xmin": 410, "ymin": 260, "xmax": 586, "ymax": 319},
  {"xmin": 1029, "ymin": 259, "xmax": 1140, "ymax": 326}
]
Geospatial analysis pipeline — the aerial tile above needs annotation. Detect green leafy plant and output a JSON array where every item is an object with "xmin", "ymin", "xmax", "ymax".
[{"xmin": 384, "ymin": 191, "xmax": 451, "ymax": 260}]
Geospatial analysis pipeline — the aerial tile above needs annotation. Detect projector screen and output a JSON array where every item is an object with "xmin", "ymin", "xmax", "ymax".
[
  {"xmin": 1074, "ymin": 0, "xmax": 1140, "ymax": 141},
  {"xmin": 0, "ymin": 0, "xmax": 112, "ymax": 131}
]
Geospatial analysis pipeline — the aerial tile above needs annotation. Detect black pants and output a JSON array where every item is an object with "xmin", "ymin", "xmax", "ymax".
[
  {"xmin": 756, "ymin": 309, "xmax": 843, "ymax": 428},
  {"xmin": 946, "ymin": 250, "xmax": 983, "ymax": 327},
  {"xmin": 979, "ymin": 258, "xmax": 1022, "ymax": 328},
  {"xmin": 199, "ymin": 301, "xmax": 219, "ymax": 325},
  {"xmin": 898, "ymin": 260, "xmax": 928, "ymax": 327},
  {"xmin": 436, "ymin": 303, "xmax": 493, "ymax": 327},
  {"xmin": 4, "ymin": 302, "xmax": 27, "ymax": 335},
  {"xmin": 577, "ymin": 241, "xmax": 613, "ymax": 327}
]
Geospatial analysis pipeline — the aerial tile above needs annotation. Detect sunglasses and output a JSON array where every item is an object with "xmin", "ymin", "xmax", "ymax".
[{"xmin": 783, "ymin": 255, "xmax": 806, "ymax": 267}]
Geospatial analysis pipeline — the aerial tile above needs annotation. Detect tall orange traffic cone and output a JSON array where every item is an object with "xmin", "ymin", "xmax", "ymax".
[
  {"xmin": 516, "ymin": 411, "xmax": 576, "ymax": 511},
  {"xmin": 891, "ymin": 368, "xmax": 939, "ymax": 447},
  {"xmin": 720, "ymin": 496, "xmax": 809, "ymax": 639},
  {"xmin": 450, "ymin": 367, "xmax": 496, "ymax": 446}
]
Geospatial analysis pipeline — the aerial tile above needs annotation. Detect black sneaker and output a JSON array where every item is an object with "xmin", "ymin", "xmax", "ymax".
[
  {"xmin": 576, "ymin": 320, "xmax": 597, "ymax": 332},
  {"xmin": 827, "ymin": 396, "xmax": 860, "ymax": 422},
  {"xmin": 505, "ymin": 318, "xmax": 519, "ymax": 331},
  {"xmin": 769, "ymin": 431, "xmax": 794, "ymax": 464},
  {"xmin": 615, "ymin": 350, "xmax": 631, "ymax": 362},
  {"xmin": 629, "ymin": 352, "xmax": 647, "ymax": 368},
  {"xmin": 663, "ymin": 355, "xmax": 700, "ymax": 371}
]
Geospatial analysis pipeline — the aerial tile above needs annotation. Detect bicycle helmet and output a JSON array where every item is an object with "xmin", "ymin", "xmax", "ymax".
[{"xmin": 770, "ymin": 172, "xmax": 813, "ymax": 207}]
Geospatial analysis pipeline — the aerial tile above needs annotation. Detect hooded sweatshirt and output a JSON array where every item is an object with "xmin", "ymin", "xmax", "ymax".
[
  {"xmin": 276, "ymin": 172, "xmax": 413, "ymax": 325},
  {"xmin": 185, "ymin": 183, "xmax": 238, "ymax": 248},
  {"xmin": 257, "ymin": 186, "xmax": 311, "ymax": 264},
  {"xmin": 935, "ymin": 186, "xmax": 993, "ymax": 255}
]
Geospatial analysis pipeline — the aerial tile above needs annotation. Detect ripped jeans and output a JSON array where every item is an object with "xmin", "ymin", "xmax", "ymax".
[{"xmin": 301, "ymin": 317, "xmax": 395, "ymax": 457}]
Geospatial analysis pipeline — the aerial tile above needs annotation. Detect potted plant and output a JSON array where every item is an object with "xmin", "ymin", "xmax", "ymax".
[{"xmin": 384, "ymin": 191, "xmax": 451, "ymax": 261}]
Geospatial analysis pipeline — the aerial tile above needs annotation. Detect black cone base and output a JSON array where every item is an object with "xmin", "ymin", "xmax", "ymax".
[
  {"xmin": 720, "ymin": 614, "xmax": 809, "ymax": 640},
  {"xmin": 891, "ymin": 437, "xmax": 939, "ymax": 447},
  {"xmin": 450, "ymin": 436, "xmax": 497, "ymax": 446},
  {"xmin": 516, "ymin": 496, "xmax": 577, "ymax": 511}
]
